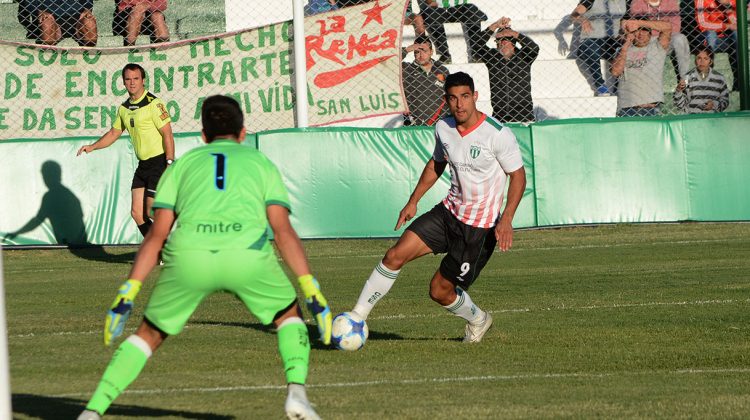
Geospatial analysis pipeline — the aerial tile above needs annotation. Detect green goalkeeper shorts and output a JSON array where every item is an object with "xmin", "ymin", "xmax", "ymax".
[{"xmin": 143, "ymin": 248, "xmax": 297, "ymax": 335}]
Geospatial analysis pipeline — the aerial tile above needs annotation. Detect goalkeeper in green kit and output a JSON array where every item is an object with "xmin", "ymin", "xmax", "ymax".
[{"xmin": 77, "ymin": 95, "xmax": 332, "ymax": 420}]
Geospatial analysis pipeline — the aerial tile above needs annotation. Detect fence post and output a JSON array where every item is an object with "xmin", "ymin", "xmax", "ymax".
[
  {"xmin": 0, "ymin": 247, "xmax": 11, "ymax": 419},
  {"xmin": 292, "ymin": 0, "xmax": 309, "ymax": 127},
  {"xmin": 738, "ymin": 0, "xmax": 749, "ymax": 110}
]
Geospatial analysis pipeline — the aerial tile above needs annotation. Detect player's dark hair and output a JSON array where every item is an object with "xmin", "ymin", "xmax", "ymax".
[
  {"xmin": 413, "ymin": 35, "xmax": 432, "ymax": 49},
  {"xmin": 696, "ymin": 45, "xmax": 715, "ymax": 67},
  {"xmin": 444, "ymin": 71, "xmax": 475, "ymax": 94},
  {"xmin": 122, "ymin": 63, "xmax": 145, "ymax": 80},
  {"xmin": 201, "ymin": 95, "xmax": 244, "ymax": 143}
]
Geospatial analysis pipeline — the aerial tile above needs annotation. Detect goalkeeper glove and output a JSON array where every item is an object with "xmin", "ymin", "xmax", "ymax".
[
  {"xmin": 104, "ymin": 279, "xmax": 142, "ymax": 346},
  {"xmin": 298, "ymin": 275, "xmax": 332, "ymax": 345}
]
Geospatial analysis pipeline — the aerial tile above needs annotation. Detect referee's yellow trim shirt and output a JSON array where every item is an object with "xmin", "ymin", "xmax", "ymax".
[{"xmin": 113, "ymin": 91, "xmax": 171, "ymax": 161}]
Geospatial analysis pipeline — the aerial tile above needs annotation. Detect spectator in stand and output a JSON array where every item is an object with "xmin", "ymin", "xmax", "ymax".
[
  {"xmin": 611, "ymin": 19, "xmax": 672, "ymax": 116},
  {"xmin": 472, "ymin": 17, "xmax": 539, "ymax": 123},
  {"xmin": 695, "ymin": 0, "xmax": 739, "ymax": 90},
  {"xmin": 304, "ymin": 0, "xmax": 338, "ymax": 15},
  {"xmin": 570, "ymin": 0, "xmax": 628, "ymax": 96},
  {"xmin": 19, "ymin": 0, "xmax": 97, "ymax": 46},
  {"xmin": 673, "ymin": 45, "xmax": 729, "ymax": 113},
  {"xmin": 405, "ymin": 2, "xmax": 426, "ymax": 36},
  {"xmin": 417, "ymin": 0, "xmax": 488, "ymax": 64},
  {"xmin": 554, "ymin": 13, "xmax": 583, "ymax": 59},
  {"xmin": 627, "ymin": 0, "xmax": 691, "ymax": 82},
  {"xmin": 401, "ymin": 36, "xmax": 450, "ymax": 126},
  {"xmin": 113, "ymin": 0, "xmax": 169, "ymax": 46}
]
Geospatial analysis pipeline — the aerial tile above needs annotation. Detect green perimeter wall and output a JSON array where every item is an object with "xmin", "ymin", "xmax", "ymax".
[{"xmin": 1, "ymin": 113, "xmax": 748, "ymax": 245}]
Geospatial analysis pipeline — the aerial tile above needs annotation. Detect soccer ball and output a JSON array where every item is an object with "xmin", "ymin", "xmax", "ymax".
[{"xmin": 331, "ymin": 312, "xmax": 368, "ymax": 351}]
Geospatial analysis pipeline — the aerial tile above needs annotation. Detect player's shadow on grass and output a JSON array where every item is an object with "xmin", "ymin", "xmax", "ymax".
[
  {"xmin": 12, "ymin": 393, "xmax": 234, "ymax": 419},
  {"xmin": 368, "ymin": 330, "xmax": 403, "ymax": 341},
  {"xmin": 190, "ymin": 320, "xmax": 337, "ymax": 350},
  {"xmin": 67, "ymin": 246, "xmax": 137, "ymax": 264},
  {"xmin": 3, "ymin": 161, "xmax": 134, "ymax": 264}
]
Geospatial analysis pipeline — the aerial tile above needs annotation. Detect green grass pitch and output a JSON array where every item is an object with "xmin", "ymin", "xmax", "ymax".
[{"xmin": 4, "ymin": 222, "xmax": 750, "ymax": 419}]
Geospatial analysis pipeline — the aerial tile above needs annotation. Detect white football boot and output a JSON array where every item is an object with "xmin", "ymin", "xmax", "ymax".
[
  {"xmin": 76, "ymin": 410, "xmax": 102, "ymax": 420},
  {"xmin": 285, "ymin": 383, "xmax": 321, "ymax": 420},
  {"xmin": 464, "ymin": 311, "xmax": 493, "ymax": 343}
]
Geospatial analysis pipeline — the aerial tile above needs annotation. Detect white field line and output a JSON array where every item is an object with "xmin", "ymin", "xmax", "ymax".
[
  {"xmin": 51, "ymin": 367, "xmax": 750, "ymax": 398},
  {"xmin": 9, "ymin": 298, "xmax": 749, "ymax": 339},
  {"xmin": 306, "ymin": 238, "xmax": 749, "ymax": 260},
  {"xmin": 4, "ymin": 238, "xmax": 747, "ymax": 275}
]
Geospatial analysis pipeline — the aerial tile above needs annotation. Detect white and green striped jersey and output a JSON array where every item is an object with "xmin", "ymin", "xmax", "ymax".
[{"xmin": 436, "ymin": 0, "xmax": 469, "ymax": 7}]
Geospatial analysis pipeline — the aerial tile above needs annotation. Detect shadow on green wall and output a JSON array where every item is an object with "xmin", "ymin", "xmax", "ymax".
[{"xmin": 3, "ymin": 161, "xmax": 134, "ymax": 263}]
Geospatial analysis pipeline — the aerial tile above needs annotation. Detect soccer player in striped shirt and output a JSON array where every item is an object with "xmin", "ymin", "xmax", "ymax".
[
  {"xmin": 351, "ymin": 72, "xmax": 527, "ymax": 343},
  {"xmin": 673, "ymin": 46, "xmax": 730, "ymax": 113}
]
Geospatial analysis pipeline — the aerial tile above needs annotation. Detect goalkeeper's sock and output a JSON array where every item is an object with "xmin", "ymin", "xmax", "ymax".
[
  {"xmin": 352, "ymin": 260, "xmax": 399, "ymax": 320},
  {"xmin": 86, "ymin": 335, "xmax": 152, "ymax": 414},
  {"xmin": 443, "ymin": 287, "xmax": 483, "ymax": 323},
  {"xmin": 136, "ymin": 220, "xmax": 152, "ymax": 237},
  {"xmin": 277, "ymin": 317, "xmax": 310, "ymax": 385}
]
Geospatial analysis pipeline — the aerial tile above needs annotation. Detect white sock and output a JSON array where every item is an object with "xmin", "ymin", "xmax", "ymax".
[
  {"xmin": 352, "ymin": 260, "xmax": 400, "ymax": 320},
  {"xmin": 287, "ymin": 383, "xmax": 308, "ymax": 401},
  {"xmin": 443, "ymin": 288, "xmax": 483, "ymax": 324}
]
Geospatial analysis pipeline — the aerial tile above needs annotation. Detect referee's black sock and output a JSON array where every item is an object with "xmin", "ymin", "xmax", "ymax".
[{"xmin": 137, "ymin": 220, "xmax": 152, "ymax": 237}]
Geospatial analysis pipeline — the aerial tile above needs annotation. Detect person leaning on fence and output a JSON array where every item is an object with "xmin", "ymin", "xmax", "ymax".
[
  {"xmin": 611, "ymin": 19, "xmax": 672, "ymax": 117},
  {"xmin": 627, "ymin": 0, "xmax": 691, "ymax": 82},
  {"xmin": 673, "ymin": 45, "xmax": 729, "ymax": 113},
  {"xmin": 113, "ymin": 0, "xmax": 170, "ymax": 46},
  {"xmin": 18, "ymin": 0, "xmax": 98, "ymax": 46},
  {"xmin": 401, "ymin": 36, "xmax": 450, "ymax": 126},
  {"xmin": 471, "ymin": 16, "xmax": 539, "ymax": 124},
  {"xmin": 417, "ymin": 0, "xmax": 488, "ymax": 64},
  {"xmin": 695, "ymin": 0, "xmax": 739, "ymax": 90},
  {"xmin": 570, "ymin": 0, "xmax": 628, "ymax": 97}
]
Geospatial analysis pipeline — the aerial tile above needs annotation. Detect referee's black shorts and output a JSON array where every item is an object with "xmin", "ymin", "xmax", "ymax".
[
  {"xmin": 131, "ymin": 153, "xmax": 167, "ymax": 198},
  {"xmin": 406, "ymin": 203, "xmax": 497, "ymax": 289}
]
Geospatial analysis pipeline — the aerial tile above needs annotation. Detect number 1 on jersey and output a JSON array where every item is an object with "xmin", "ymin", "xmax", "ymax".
[{"xmin": 212, "ymin": 153, "xmax": 226, "ymax": 190}]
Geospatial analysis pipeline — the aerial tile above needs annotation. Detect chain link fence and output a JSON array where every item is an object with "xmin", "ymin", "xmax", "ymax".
[{"xmin": 0, "ymin": 0, "xmax": 747, "ymax": 137}]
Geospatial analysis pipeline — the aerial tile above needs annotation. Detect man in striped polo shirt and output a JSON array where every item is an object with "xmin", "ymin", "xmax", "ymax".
[{"xmin": 351, "ymin": 72, "xmax": 527, "ymax": 343}]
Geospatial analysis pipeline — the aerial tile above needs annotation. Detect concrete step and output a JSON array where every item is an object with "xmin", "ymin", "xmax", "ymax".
[
  {"xmin": 534, "ymin": 96, "xmax": 618, "ymax": 120},
  {"xmin": 434, "ymin": 57, "xmax": 610, "ymax": 101},
  {"xmin": 532, "ymin": 58, "xmax": 616, "ymax": 99},
  {"xmin": 435, "ymin": 20, "xmax": 580, "ymax": 65},
  {"xmin": 411, "ymin": 0, "xmax": 580, "ymax": 22}
]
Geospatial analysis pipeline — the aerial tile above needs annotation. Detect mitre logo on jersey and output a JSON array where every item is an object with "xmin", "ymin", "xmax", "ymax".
[{"xmin": 470, "ymin": 145, "xmax": 480, "ymax": 159}]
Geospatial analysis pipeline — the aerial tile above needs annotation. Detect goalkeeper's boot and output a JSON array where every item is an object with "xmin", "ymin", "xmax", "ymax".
[
  {"xmin": 77, "ymin": 410, "xmax": 101, "ymax": 420},
  {"xmin": 285, "ymin": 383, "xmax": 321, "ymax": 420},
  {"xmin": 464, "ymin": 311, "xmax": 493, "ymax": 343}
]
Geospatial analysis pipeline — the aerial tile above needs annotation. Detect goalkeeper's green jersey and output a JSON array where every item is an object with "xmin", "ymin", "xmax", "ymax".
[{"xmin": 152, "ymin": 139, "xmax": 290, "ymax": 252}]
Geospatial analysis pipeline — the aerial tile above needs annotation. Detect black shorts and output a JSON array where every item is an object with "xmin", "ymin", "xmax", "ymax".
[
  {"xmin": 406, "ymin": 204, "xmax": 497, "ymax": 289},
  {"xmin": 131, "ymin": 153, "xmax": 167, "ymax": 197}
]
